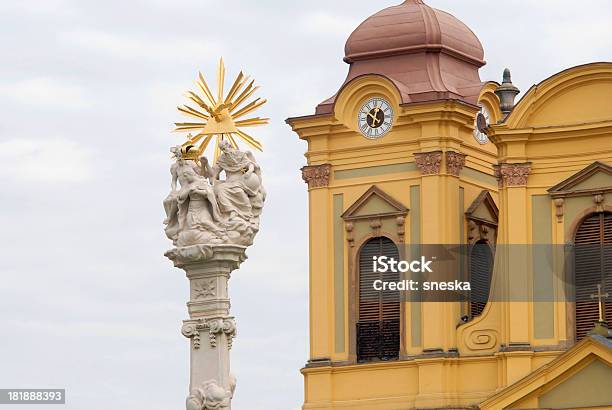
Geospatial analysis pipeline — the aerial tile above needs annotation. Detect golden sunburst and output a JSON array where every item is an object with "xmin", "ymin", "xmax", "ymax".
[{"xmin": 174, "ymin": 57, "xmax": 268, "ymax": 161}]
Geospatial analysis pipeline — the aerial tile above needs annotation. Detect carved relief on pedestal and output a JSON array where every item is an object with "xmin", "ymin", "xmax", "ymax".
[
  {"xmin": 193, "ymin": 279, "xmax": 216, "ymax": 300},
  {"xmin": 186, "ymin": 376, "xmax": 236, "ymax": 410},
  {"xmin": 414, "ymin": 151, "xmax": 443, "ymax": 175},
  {"xmin": 301, "ymin": 164, "xmax": 332, "ymax": 189},
  {"xmin": 493, "ymin": 162, "xmax": 532, "ymax": 187},
  {"xmin": 445, "ymin": 151, "xmax": 466, "ymax": 177},
  {"xmin": 182, "ymin": 318, "xmax": 237, "ymax": 350}
]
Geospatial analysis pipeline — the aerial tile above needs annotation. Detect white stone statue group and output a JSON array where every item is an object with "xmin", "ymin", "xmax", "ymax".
[{"xmin": 163, "ymin": 140, "xmax": 266, "ymax": 249}]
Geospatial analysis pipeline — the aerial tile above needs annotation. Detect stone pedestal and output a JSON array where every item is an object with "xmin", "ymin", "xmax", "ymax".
[{"xmin": 165, "ymin": 244, "xmax": 247, "ymax": 410}]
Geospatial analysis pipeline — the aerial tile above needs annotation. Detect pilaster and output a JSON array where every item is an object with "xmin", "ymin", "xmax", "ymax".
[
  {"xmin": 166, "ymin": 244, "xmax": 247, "ymax": 410},
  {"xmin": 494, "ymin": 162, "xmax": 532, "ymax": 349}
]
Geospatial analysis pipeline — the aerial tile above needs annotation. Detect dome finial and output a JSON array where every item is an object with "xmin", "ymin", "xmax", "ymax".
[
  {"xmin": 502, "ymin": 68, "xmax": 512, "ymax": 84},
  {"xmin": 495, "ymin": 68, "xmax": 520, "ymax": 118}
]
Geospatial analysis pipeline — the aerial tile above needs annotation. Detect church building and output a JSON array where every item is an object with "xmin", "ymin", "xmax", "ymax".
[{"xmin": 287, "ymin": 0, "xmax": 612, "ymax": 409}]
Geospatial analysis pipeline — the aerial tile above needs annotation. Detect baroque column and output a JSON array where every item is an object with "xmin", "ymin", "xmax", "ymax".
[
  {"xmin": 163, "ymin": 142, "xmax": 266, "ymax": 410},
  {"xmin": 163, "ymin": 61, "xmax": 268, "ymax": 409},
  {"xmin": 169, "ymin": 244, "xmax": 244, "ymax": 410}
]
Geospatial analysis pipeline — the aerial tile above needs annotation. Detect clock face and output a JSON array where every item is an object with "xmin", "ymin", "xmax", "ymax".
[
  {"xmin": 473, "ymin": 104, "xmax": 491, "ymax": 145},
  {"xmin": 358, "ymin": 98, "xmax": 393, "ymax": 139}
]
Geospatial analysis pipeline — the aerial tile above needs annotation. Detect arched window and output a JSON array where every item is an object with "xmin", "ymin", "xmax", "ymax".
[
  {"xmin": 357, "ymin": 236, "xmax": 400, "ymax": 362},
  {"xmin": 574, "ymin": 212, "xmax": 612, "ymax": 341},
  {"xmin": 469, "ymin": 240, "xmax": 494, "ymax": 318}
]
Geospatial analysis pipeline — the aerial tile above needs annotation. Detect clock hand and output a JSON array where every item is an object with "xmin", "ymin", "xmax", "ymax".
[{"xmin": 371, "ymin": 108, "xmax": 381, "ymax": 125}]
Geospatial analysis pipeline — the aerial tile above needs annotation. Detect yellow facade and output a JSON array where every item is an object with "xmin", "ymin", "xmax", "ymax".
[{"xmin": 288, "ymin": 7, "xmax": 612, "ymax": 410}]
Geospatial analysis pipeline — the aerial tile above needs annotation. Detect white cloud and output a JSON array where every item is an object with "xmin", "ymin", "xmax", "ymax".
[
  {"xmin": 0, "ymin": 77, "xmax": 90, "ymax": 109},
  {"xmin": 0, "ymin": 138, "xmax": 93, "ymax": 183},
  {"xmin": 299, "ymin": 11, "xmax": 359, "ymax": 37},
  {"xmin": 0, "ymin": 0, "xmax": 75, "ymax": 16},
  {"xmin": 59, "ymin": 29, "xmax": 222, "ymax": 60}
]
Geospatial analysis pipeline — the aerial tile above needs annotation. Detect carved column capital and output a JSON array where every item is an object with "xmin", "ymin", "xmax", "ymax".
[
  {"xmin": 414, "ymin": 151, "xmax": 443, "ymax": 175},
  {"xmin": 445, "ymin": 151, "xmax": 467, "ymax": 177},
  {"xmin": 301, "ymin": 164, "xmax": 332, "ymax": 188},
  {"xmin": 182, "ymin": 317, "xmax": 237, "ymax": 350},
  {"xmin": 493, "ymin": 162, "xmax": 532, "ymax": 187}
]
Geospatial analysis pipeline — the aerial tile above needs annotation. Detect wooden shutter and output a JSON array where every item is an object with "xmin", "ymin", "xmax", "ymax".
[
  {"xmin": 357, "ymin": 237, "xmax": 400, "ymax": 361},
  {"xmin": 469, "ymin": 241, "xmax": 493, "ymax": 318},
  {"xmin": 604, "ymin": 212, "xmax": 612, "ymax": 326},
  {"xmin": 574, "ymin": 212, "xmax": 611, "ymax": 341}
]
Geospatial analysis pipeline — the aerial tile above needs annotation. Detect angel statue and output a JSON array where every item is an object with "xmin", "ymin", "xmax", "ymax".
[
  {"xmin": 163, "ymin": 142, "xmax": 265, "ymax": 249},
  {"xmin": 211, "ymin": 140, "xmax": 266, "ymax": 245},
  {"xmin": 163, "ymin": 146, "xmax": 225, "ymax": 246}
]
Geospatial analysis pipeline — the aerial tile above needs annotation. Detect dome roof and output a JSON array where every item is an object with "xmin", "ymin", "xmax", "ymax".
[
  {"xmin": 311, "ymin": 0, "xmax": 486, "ymax": 115},
  {"xmin": 344, "ymin": 0, "xmax": 484, "ymax": 66}
]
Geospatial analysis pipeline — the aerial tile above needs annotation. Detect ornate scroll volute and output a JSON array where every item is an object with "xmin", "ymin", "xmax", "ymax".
[
  {"xmin": 457, "ymin": 299, "xmax": 502, "ymax": 355},
  {"xmin": 182, "ymin": 318, "xmax": 237, "ymax": 350},
  {"xmin": 301, "ymin": 164, "xmax": 332, "ymax": 189}
]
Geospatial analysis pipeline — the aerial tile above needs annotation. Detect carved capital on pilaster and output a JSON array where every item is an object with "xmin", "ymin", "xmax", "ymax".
[
  {"xmin": 301, "ymin": 164, "xmax": 331, "ymax": 188},
  {"xmin": 182, "ymin": 318, "xmax": 237, "ymax": 350},
  {"xmin": 208, "ymin": 318, "xmax": 237, "ymax": 349},
  {"xmin": 414, "ymin": 151, "xmax": 443, "ymax": 175},
  {"xmin": 445, "ymin": 151, "xmax": 466, "ymax": 177},
  {"xmin": 493, "ymin": 162, "xmax": 532, "ymax": 187}
]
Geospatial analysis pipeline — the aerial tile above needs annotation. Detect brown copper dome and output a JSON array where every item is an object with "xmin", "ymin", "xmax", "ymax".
[
  {"xmin": 314, "ymin": 0, "xmax": 486, "ymax": 115},
  {"xmin": 344, "ymin": 0, "xmax": 484, "ymax": 65}
]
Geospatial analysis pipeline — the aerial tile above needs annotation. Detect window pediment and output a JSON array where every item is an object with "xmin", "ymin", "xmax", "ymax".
[
  {"xmin": 548, "ymin": 161, "xmax": 612, "ymax": 198},
  {"xmin": 465, "ymin": 190, "xmax": 498, "ymax": 227},
  {"xmin": 342, "ymin": 186, "xmax": 408, "ymax": 221}
]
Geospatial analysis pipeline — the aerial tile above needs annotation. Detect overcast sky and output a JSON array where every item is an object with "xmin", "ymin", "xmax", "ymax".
[{"xmin": 0, "ymin": 1, "xmax": 611, "ymax": 409}]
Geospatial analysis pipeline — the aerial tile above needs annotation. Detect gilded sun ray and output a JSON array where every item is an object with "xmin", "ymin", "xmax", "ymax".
[{"xmin": 174, "ymin": 58, "xmax": 268, "ymax": 161}]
